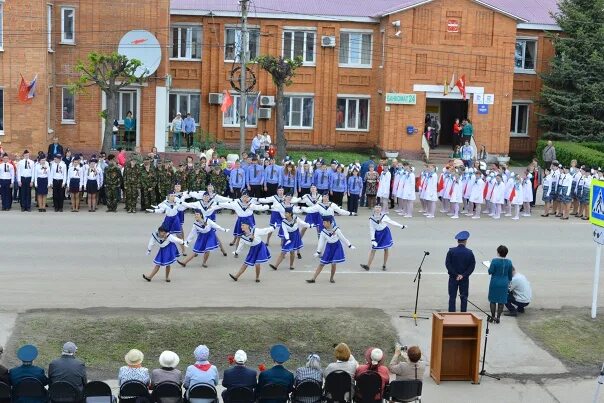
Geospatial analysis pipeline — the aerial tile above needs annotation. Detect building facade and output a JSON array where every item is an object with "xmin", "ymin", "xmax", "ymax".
[{"xmin": 0, "ymin": 0, "xmax": 558, "ymax": 158}]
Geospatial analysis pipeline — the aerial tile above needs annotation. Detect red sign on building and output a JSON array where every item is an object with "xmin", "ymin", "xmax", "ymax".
[{"xmin": 447, "ymin": 19, "xmax": 460, "ymax": 33}]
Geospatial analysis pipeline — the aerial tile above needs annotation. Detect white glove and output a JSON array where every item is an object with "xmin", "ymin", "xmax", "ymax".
[
  {"xmin": 224, "ymin": 228, "xmax": 230, "ymax": 233},
  {"xmin": 146, "ymin": 250, "xmax": 150, "ymax": 256},
  {"xmin": 349, "ymin": 245, "xmax": 356, "ymax": 250},
  {"xmin": 284, "ymin": 240, "xmax": 291, "ymax": 246},
  {"xmin": 145, "ymin": 209, "xmax": 154, "ymax": 213},
  {"xmin": 371, "ymin": 241, "xmax": 378, "ymax": 248},
  {"xmin": 402, "ymin": 225, "xmax": 408, "ymax": 229},
  {"xmin": 313, "ymin": 252, "xmax": 320, "ymax": 257},
  {"xmin": 151, "ymin": 204, "xmax": 159, "ymax": 209}
]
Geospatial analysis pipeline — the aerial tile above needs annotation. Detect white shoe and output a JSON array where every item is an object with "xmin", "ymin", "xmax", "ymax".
[
  {"xmin": 394, "ymin": 209, "xmax": 402, "ymax": 213},
  {"xmin": 472, "ymin": 216, "xmax": 480, "ymax": 219},
  {"xmin": 426, "ymin": 215, "xmax": 434, "ymax": 219},
  {"xmin": 451, "ymin": 215, "xmax": 459, "ymax": 219},
  {"xmin": 439, "ymin": 210, "xmax": 447, "ymax": 213},
  {"xmin": 404, "ymin": 215, "xmax": 412, "ymax": 218},
  {"xmin": 418, "ymin": 210, "xmax": 425, "ymax": 213},
  {"xmin": 522, "ymin": 214, "xmax": 531, "ymax": 217},
  {"xmin": 512, "ymin": 216, "xmax": 519, "ymax": 220},
  {"xmin": 422, "ymin": 213, "xmax": 429, "ymax": 216},
  {"xmin": 504, "ymin": 213, "xmax": 512, "ymax": 217}
]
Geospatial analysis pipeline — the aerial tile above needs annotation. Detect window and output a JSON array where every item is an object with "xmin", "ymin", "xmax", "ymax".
[
  {"xmin": 282, "ymin": 30, "xmax": 315, "ymax": 64},
  {"xmin": 380, "ymin": 31, "xmax": 385, "ymax": 68},
  {"xmin": 225, "ymin": 28, "xmax": 260, "ymax": 62},
  {"xmin": 515, "ymin": 39, "xmax": 536, "ymax": 72},
  {"xmin": 61, "ymin": 88, "xmax": 75, "ymax": 122},
  {"xmin": 169, "ymin": 92, "xmax": 200, "ymax": 122},
  {"xmin": 0, "ymin": 89, "xmax": 4, "ymax": 134},
  {"xmin": 0, "ymin": 3, "xmax": 4, "ymax": 50},
  {"xmin": 47, "ymin": 5, "xmax": 53, "ymax": 50},
  {"xmin": 118, "ymin": 91, "xmax": 137, "ymax": 123},
  {"xmin": 171, "ymin": 25, "xmax": 202, "ymax": 60},
  {"xmin": 223, "ymin": 94, "xmax": 258, "ymax": 127},
  {"xmin": 61, "ymin": 7, "xmax": 75, "ymax": 44},
  {"xmin": 336, "ymin": 97, "xmax": 369, "ymax": 131},
  {"xmin": 510, "ymin": 103, "xmax": 529, "ymax": 136},
  {"xmin": 339, "ymin": 32, "xmax": 372, "ymax": 67},
  {"xmin": 283, "ymin": 96, "xmax": 314, "ymax": 129}
]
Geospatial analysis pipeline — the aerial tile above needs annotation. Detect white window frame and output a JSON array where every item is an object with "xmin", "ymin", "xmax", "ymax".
[
  {"xmin": 224, "ymin": 27, "xmax": 260, "ymax": 62},
  {"xmin": 0, "ymin": 88, "xmax": 4, "ymax": 135},
  {"xmin": 222, "ymin": 93, "xmax": 258, "ymax": 128},
  {"xmin": 47, "ymin": 4, "xmax": 53, "ymax": 51},
  {"xmin": 168, "ymin": 91, "xmax": 201, "ymax": 123},
  {"xmin": 283, "ymin": 95, "xmax": 314, "ymax": 129},
  {"xmin": 510, "ymin": 102, "xmax": 530, "ymax": 137},
  {"xmin": 61, "ymin": 87, "xmax": 75, "ymax": 124},
  {"xmin": 117, "ymin": 90, "xmax": 138, "ymax": 124},
  {"xmin": 47, "ymin": 86, "xmax": 53, "ymax": 133},
  {"xmin": 339, "ymin": 29, "xmax": 373, "ymax": 68},
  {"xmin": 514, "ymin": 37, "xmax": 537, "ymax": 74},
  {"xmin": 282, "ymin": 29, "xmax": 316, "ymax": 65},
  {"xmin": 170, "ymin": 24, "xmax": 202, "ymax": 61},
  {"xmin": 336, "ymin": 96, "xmax": 370, "ymax": 132},
  {"xmin": 60, "ymin": 6, "xmax": 75, "ymax": 45},
  {"xmin": 0, "ymin": 2, "xmax": 4, "ymax": 51}
]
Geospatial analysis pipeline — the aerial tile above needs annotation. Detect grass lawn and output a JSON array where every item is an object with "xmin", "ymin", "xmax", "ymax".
[
  {"xmin": 5, "ymin": 308, "xmax": 397, "ymax": 380},
  {"xmin": 519, "ymin": 309, "xmax": 604, "ymax": 371}
]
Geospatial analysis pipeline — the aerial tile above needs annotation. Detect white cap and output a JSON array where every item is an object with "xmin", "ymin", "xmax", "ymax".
[
  {"xmin": 234, "ymin": 349, "xmax": 247, "ymax": 364},
  {"xmin": 370, "ymin": 348, "xmax": 383, "ymax": 365}
]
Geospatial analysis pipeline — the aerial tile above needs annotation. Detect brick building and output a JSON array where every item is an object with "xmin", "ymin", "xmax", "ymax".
[{"xmin": 0, "ymin": 0, "xmax": 558, "ymax": 158}]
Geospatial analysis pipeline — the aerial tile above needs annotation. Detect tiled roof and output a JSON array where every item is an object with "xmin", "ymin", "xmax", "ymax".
[{"xmin": 171, "ymin": 0, "xmax": 559, "ymax": 25}]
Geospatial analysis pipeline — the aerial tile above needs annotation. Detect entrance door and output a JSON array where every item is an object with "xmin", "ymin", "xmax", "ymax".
[{"xmin": 439, "ymin": 100, "xmax": 468, "ymax": 147}]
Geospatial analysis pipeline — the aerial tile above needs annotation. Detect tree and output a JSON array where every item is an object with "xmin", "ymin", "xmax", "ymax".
[
  {"xmin": 255, "ymin": 56, "xmax": 303, "ymax": 160},
  {"xmin": 539, "ymin": 0, "xmax": 604, "ymax": 141},
  {"xmin": 70, "ymin": 52, "xmax": 146, "ymax": 152}
]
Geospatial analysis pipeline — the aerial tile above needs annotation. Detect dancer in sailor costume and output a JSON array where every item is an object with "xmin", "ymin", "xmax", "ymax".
[
  {"xmin": 577, "ymin": 167, "xmax": 591, "ymax": 220},
  {"xmin": 147, "ymin": 193, "xmax": 184, "ymax": 235},
  {"xmin": 229, "ymin": 223, "xmax": 274, "ymax": 283},
  {"xmin": 219, "ymin": 192, "xmax": 270, "ymax": 249},
  {"xmin": 301, "ymin": 192, "xmax": 355, "ymax": 235},
  {"xmin": 306, "ymin": 217, "xmax": 355, "ymax": 284},
  {"xmin": 188, "ymin": 183, "xmax": 232, "ymax": 205},
  {"xmin": 468, "ymin": 171, "xmax": 485, "ymax": 219},
  {"xmin": 360, "ymin": 204, "xmax": 407, "ymax": 272},
  {"xmin": 422, "ymin": 165, "xmax": 439, "ymax": 219},
  {"xmin": 521, "ymin": 173, "xmax": 534, "ymax": 217},
  {"xmin": 510, "ymin": 175, "xmax": 524, "ymax": 220},
  {"xmin": 448, "ymin": 172, "xmax": 463, "ymax": 219},
  {"xmin": 254, "ymin": 186, "xmax": 301, "ymax": 246},
  {"xmin": 540, "ymin": 167, "xmax": 553, "ymax": 217},
  {"xmin": 181, "ymin": 191, "xmax": 229, "ymax": 256},
  {"xmin": 300, "ymin": 185, "xmax": 322, "ymax": 238},
  {"xmin": 143, "ymin": 226, "xmax": 188, "ymax": 283},
  {"xmin": 177, "ymin": 211, "xmax": 230, "ymax": 268},
  {"xmin": 269, "ymin": 208, "xmax": 312, "ymax": 271}
]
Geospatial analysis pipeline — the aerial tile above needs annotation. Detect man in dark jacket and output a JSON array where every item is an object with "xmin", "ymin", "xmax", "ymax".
[
  {"xmin": 9, "ymin": 345, "xmax": 48, "ymax": 402},
  {"xmin": 48, "ymin": 342, "xmax": 87, "ymax": 392},
  {"xmin": 445, "ymin": 231, "xmax": 476, "ymax": 312},
  {"xmin": 47, "ymin": 137, "xmax": 64, "ymax": 161},
  {"xmin": 257, "ymin": 344, "xmax": 294, "ymax": 403},
  {"xmin": 0, "ymin": 345, "xmax": 9, "ymax": 385},
  {"xmin": 222, "ymin": 349, "xmax": 257, "ymax": 402}
]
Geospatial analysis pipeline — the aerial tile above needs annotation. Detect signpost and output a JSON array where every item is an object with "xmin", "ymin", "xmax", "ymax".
[
  {"xmin": 385, "ymin": 93, "xmax": 417, "ymax": 105},
  {"xmin": 589, "ymin": 179, "xmax": 604, "ymax": 318}
]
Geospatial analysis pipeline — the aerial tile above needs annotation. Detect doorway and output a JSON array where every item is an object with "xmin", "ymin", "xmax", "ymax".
[{"xmin": 438, "ymin": 99, "xmax": 468, "ymax": 147}]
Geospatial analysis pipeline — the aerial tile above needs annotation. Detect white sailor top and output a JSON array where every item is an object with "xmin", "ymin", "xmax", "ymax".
[
  {"xmin": 151, "ymin": 201, "xmax": 181, "ymax": 217},
  {"xmin": 33, "ymin": 163, "xmax": 50, "ymax": 186},
  {"xmin": 423, "ymin": 172, "xmax": 439, "ymax": 201},
  {"xmin": 369, "ymin": 214, "xmax": 404, "ymax": 240},
  {"xmin": 188, "ymin": 191, "xmax": 232, "ymax": 204},
  {"xmin": 302, "ymin": 193, "xmax": 321, "ymax": 207},
  {"xmin": 317, "ymin": 226, "xmax": 352, "ymax": 253},
  {"xmin": 181, "ymin": 200, "xmax": 223, "ymax": 218},
  {"xmin": 147, "ymin": 233, "xmax": 185, "ymax": 252},
  {"xmin": 302, "ymin": 202, "xmax": 352, "ymax": 217},
  {"xmin": 542, "ymin": 174, "xmax": 553, "ymax": 197},
  {"xmin": 85, "ymin": 166, "xmax": 102, "ymax": 186},
  {"xmin": 67, "ymin": 165, "xmax": 84, "ymax": 187},
  {"xmin": 469, "ymin": 178, "xmax": 485, "ymax": 204},
  {"xmin": 281, "ymin": 217, "xmax": 311, "ymax": 240},
  {"xmin": 221, "ymin": 199, "xmax": 270, "ymax": 217},
  {"xmin": 559, "ymin": 174, "xmax": 572, "ymax": 195},
  {"xmin": 186, "ymin": 218, "xmax": 226, "ymax": 243},
  {"xmin": 235, "ymin": 227, "xmax": 274, "ymax": 254}
]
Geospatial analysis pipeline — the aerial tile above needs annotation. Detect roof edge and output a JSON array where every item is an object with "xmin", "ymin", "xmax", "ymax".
[
  {"xmin": 380, "ymin": 0, "xmax": 528, "ymax": 22},
  {"xmin": 171, "ymin": 9, "xmax": 380, "ymax": 23},
  {"xmin": 517, "ymin": 22, "xmax": 562, "ymax": 31}
]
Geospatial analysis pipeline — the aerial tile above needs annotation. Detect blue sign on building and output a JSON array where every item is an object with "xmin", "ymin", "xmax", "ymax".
[{"xmin": 477, "ymin": 104, "xmax": 489, "ymax": 114}]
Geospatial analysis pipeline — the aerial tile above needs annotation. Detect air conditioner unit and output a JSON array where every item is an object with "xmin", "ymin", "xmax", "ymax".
[
  {"xmin": 321, "ymin": 36, "xmax": 336, "ymax": 47},
  {"xmin": 260, "ymin": 95, "xmax": 276, "ymax": 107},
  {"xmin": 258, "ymin": 107, "xmax": 272, "ymax": 119},
  {"xmin": 208, "ymin": 93, "xmax": 223, "ymax": 105}
]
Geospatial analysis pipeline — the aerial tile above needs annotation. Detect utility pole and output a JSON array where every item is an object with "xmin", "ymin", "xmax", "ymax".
[{"xmin": 239, "ymin": 0, "xmax": 249, "ymax": 155}]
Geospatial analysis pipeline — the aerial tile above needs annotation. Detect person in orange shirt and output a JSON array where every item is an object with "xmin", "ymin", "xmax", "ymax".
[{"xmin": 453, "ymin": 118, "xmax": 462, "ymax": 148}]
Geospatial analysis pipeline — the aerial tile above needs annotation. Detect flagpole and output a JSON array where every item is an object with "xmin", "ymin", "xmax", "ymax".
[{"xmin": 239, "ymin": 0, "xmax": 249, "ymax": 156}]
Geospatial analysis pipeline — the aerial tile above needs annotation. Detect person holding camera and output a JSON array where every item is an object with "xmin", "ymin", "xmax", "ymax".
[{"xmin": 388, "ymin": 344, "xmax": 425, "ymax": 381}]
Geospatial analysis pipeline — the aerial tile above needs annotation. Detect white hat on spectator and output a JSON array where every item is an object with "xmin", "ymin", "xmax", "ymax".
[
  {"xmin": 234, "ymin": 350, "xmax": 247, "ymax": 364},
  {"xmin": 159, "ymin": 350, "xmax": 180, "ymax": 368}
]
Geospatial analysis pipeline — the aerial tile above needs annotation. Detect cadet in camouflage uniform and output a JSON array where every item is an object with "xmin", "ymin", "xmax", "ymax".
[
  {"xmin": 175, "ymin": 163, "xmax": 187, "ymax": 188},
  {"xmin": 208, "ymin": 163, "xmax": 227, "ymax": 196},
  {"xmin": 192, "ymin": 163, "xmax": 207, "ymax": 192},
  {"xmin": 123, "ymin": 156, "xmax": 140, "ymax": 213},
  {"xmin": 158, "ymin": 160, "xmax": 175, "ymax": 199},
  {"xmin": 104, "ymin": 155, "xmax": 123, "ymax": 212},
  {"xmin": 185, "ymin": 164, "xmax": 197, "ymax": 192},
  {"xmin": 139, "ymin": 157, "xmax": 157, "ymax": 210}
]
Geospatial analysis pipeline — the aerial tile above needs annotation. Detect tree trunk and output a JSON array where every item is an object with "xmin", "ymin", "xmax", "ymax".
[
  {"xmin": 102, "ymin": 91, "xmax": 118, "ymax": 153},
  {"xmin": 275, "ymin": 85, "xmax": 287, "ymax": 161}
]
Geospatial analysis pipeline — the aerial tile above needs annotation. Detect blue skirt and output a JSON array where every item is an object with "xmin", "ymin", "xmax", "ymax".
[
  {"xmin": 270, "ymin": 211, "xmax": 283, "ymax": 229},
  {"xmin": 373, "ymin": 227, "xmax": 393, "ymax": 250},
  {"xmin": 162, "ymin": 215, "xmax": 182, "ymax": 234},
  {"xmin": 305, "ymin": 212, "xmax": 322, "ymax": 227},
  {"xmin": 282, "ymin": 230, "xmax": 303, "ymax": 253},
  {"xmin": 571, "ymin": 182, "xmax": 579, "ymax": 200},
  {"xmin": 193, "ymin": 230, "xmax": 219, "ymax": 254},
  {"xmin": 178, "ymin": 210, "xmax": 185, "ymax": 229},
  {"xmin": 69, "ymin": 178, "xmax": 81, "ymax": 193},
  {"xmin": 560, "ymin": 186, "xmax": 571, "ymax": 203},
  {"xmin": 320, "ymin": 241, "xmax": 345, "ymax": 265},
  {"xmin": 207, "ymin": 211, "xmax": 217, "ymax": 221},
  {"xmin": 234, "ymin": 215, "xmax": 256, "ymax": 236},
  {"xmin": 581, "ymin": 187, "xmax": 590, "ymax": 204},
  {"xmin": 244, "ymin": 242, "xmax": 271, "ymax": 266},
  {"xmin": 36, "ymin": 177, "xmax": 49, "ymax": 195},
  {"xmin": 153, "ymin": 243, "xmax": 180, "ymax": 266},
  {"xmin": 86, "ymin": 179, "xmax": 98, "ymax": 194},
  {"xmin": 542, "ymin": 186, "xmax": 551, "ymax": 202}
]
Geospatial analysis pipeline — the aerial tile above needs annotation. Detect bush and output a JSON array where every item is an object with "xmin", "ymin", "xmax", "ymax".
[
  {"xmin": 582, "ymin": 142, "xmax": 604, "ymax": 154},
  {"xmin": 536, "ymin": 140, "xmax": 604, "ymax": 168}
]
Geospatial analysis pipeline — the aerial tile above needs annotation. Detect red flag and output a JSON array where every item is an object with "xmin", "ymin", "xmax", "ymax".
[
  {"xmin": 18, "ymin": 75, "xmax": 32, "ymax": 104},
  {"xmin": 449, "ymin": 183, "xmax": 454, "ymax": 197},
  {"xmin": 221, "ymin": 90, "xmax": 233, "ymax": 113},
  {"xmin": 483, "ymin": 183, "xmax": 489, "ymax": 199},
  {"xmin": 509, "ymin": 187, "xmax": 516, "ymax": 202},
  {"xmin": 455, "ymin": 74, "xmax": 467, "ymax": 100},
  {"xmin": 437, "ymin": 176, "xmax": 445, "ymax": 193}
]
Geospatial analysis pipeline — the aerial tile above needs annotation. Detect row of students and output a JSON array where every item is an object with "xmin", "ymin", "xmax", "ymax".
[{"xmin": 542, "ymin": 162, "xmax": 593, "ymax": 220}]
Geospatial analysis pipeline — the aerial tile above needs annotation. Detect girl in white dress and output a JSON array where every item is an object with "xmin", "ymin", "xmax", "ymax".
[
  {"xmin": 423, "ymin": 165, "xmax": 439, "ymax": 218},
  {"xmin": 449, "ymin": 172, "xmax": 463, "ymax": 219},
  {"xmin": 522, "ymin": 173, "xmax": 534, "ymax": 217},
  {"xmin": 376, "ymin": 168, "xmax": 391, "ymax": 213},
  {"xmin": 401, "ymin": 165, "xmax": 416, "ymax": 218},
  {"xmin": 469, "ymin": 171, "xmax": 485, "ymax": 219},
  {"xmin": 510, "ymin": 176, "xmax": 524, "ymax": 220},
  {"xmin": 490, "ymin": 175, "xmax": 506, "ymax": 219}
]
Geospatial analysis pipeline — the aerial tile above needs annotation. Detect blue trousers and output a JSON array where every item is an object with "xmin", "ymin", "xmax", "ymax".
[
  {"xmin": 448, "ymin": 277, "xmax": 469, "ymax": 312},
  {"xmin": 20, "ymin": 177, "xmax": 32, "ymax": 210},
  {"xmin": 0, "ymin": 179, "xmax": 12, "ymax": 209}
]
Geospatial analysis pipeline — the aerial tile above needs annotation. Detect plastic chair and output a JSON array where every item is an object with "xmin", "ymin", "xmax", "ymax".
[
  {"xmin": 354, "ymin": 371, "xmax": 383, "ymax": 403},
  {"xmin": 0, "ymin": 381, "xmax": 10, "ymax": 403},
  {"xmin": 257, "ymin": 383, "xmax": 290, "ymax": 402},
  {"xmin": 83, "ymin": 381, "xmax": 115, "ymax": 403},
  {"xmin": 223, "ymin": 386, "xmax": 255, "ymax": 403},
  {"xmin": 152, "ymin": 381, "xmax": 182, "ymax": 403},
  {"xmin": 119, "ymin": 379, "xmax": 151, "ymax": 402},
  {"xmin": 12, "ymin": 377, "xmax": 48, "ymax": 400},
  {"xmin": 187, "ymin": 382, "xmax": 217, "ymax": 403},
  {"xmin": 388, "ymin": 380, "xmax": 422, "ymax": 403},
  {"xmin": 292, "ymin": 380, "xmax": 322, "ymax": 403},
  {"xmin": 49, "ymin": 381, "xmax": 82, "ymax": 403},
  {"xmin": 324, "ymin": 371, "xmax": 353, "ymax": 403}
]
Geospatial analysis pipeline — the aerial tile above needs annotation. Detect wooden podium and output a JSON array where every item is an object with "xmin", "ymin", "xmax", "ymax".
[{"xmin": 430, "ymin": 312, "xmax": 482, "ymax": 384}]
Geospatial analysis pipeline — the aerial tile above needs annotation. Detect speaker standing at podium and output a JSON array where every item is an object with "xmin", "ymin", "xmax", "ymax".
[{"xmin": 445, "ymin": 230, "xmax": 476, "ymax": 312}]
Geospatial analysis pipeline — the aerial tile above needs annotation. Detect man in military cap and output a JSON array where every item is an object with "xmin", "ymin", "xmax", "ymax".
[
  {"xmin": 123, "ymin": 156, "xmax": 140, "ymax": 213},
  {"xmin": 192, "ymin": 162, "xmax": 207, "ymax": 192},
  {"xmin": 208, "ymin": 163, "xmax": 227, "ymax": 196},
  {"xmin": 104, "ymin": 155, "xmax": 122, "ymax": 212},
  {"xmin": 9, "ymin": 345, "xmax": 48, "ymax": 392},
  {"xmin": 445, "ymin": 230, "xmax": 476, "ymax": 312},
  {"xmin": 158, "ymin": 159, "xmax": 175, "ymax": 199},
  {"xmin": 139, "ymin": 156, "xmax": 157, "ymax": 210}
]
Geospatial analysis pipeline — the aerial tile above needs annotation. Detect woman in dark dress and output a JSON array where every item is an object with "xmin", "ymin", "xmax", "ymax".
[{"xmin": 488, "ymin": 245, "xmax": 514, "ymax": 323}]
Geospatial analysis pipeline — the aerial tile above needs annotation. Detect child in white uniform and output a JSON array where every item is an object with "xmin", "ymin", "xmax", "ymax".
[
  {"xmin": 360, "ymin": 205, "xmax": 407, "ymax": 271},
  {"xmin": 306, "ymin": 217, "xmax": 355, "ymax": 284}
]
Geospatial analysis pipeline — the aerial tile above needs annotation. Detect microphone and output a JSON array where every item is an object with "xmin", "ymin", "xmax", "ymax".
[{"xmin": 424, "ymin": 251, "xmax": 430, "ymax": 255}]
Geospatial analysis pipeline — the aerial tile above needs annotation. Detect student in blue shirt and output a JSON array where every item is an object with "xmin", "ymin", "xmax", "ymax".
[
  {"xmin": 183, "ymin": 112, "xmax": 196, "ymax": 152},
  {"xmin": 264, "ymin": 158, "xmax": 282, "ymax": 197},
  {"xmin": 329, "ymin": 164, "xmax": 347, "ymax": 207},
  {"xmin": 229, "ymin": 160, "xmax": 246, "ymax": 199},
  {"xmin": 313, "ymin": 163, "xmax": 331, "ymax": 194},
  {"xmin": 280, "ymin": 163, "xmax": 297, "ymax": 195},
  {"xmin": 246, "ymin": 156, "xmax": 265, "ymax": 198},
  {"xmin": 297, "ymin": 161, "xmax": 313, "ymax": 197},
  {"xmin": 347, "ymin": 167, "xmax": 363, "ymax": 214}
]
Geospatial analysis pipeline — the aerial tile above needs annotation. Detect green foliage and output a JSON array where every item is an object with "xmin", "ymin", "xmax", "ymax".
[
  {"xmin": 539, "ymin": 0, "xmax": 604, "ymax": 141},
  {"xmin": 581, "ymin": 142, "xmax": 604, "ymax": 153},
  {"xmin": 71, "ymin": 52, "xmax": 145, "ymax": 93},
  {"xmin": 536, "ymin": 140, "xmax": 604, "ymax": 167},
  {"xmin": 254, "ymin": 55, "xmax": 304, "ymax": 87}
]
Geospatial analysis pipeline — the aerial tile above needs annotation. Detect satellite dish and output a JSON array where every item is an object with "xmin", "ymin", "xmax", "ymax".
[{"xmin": 118, "ymin": 30, "xmax": 161, "ymax": 77}]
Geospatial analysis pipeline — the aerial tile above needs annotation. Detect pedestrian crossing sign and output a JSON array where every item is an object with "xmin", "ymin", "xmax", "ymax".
[{"xmin": 590, "ymin": 179, "xmax": 604, "ymax": 227}]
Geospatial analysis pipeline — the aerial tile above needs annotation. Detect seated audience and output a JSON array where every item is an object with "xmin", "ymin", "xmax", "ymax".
[
  {"xmin": 504, "ymin": 267, "xmax": 532, "ymax": 316},
  {"xmin": 184, "ymin": 345, "xmax": 219, "ymax": 391},
  {"xmin": 118, "ymin": 349, "xmax": 150, "ymax": 386},
  {"xmin": 324, "ymin": 343, "xmax": 358, "ymax": 378},
  {"xmin": 257, "ymin": 344, "xmax": 294, "ymax": 403},
  {"xmin": 388, "ymin": 345, "xmax": 426, "ymax": 381},
  {"xmin": 48, "ymin": 341, "xmax": 87, "ymax": 392},
  {"xmin": 9, "ymin": 345, "xmax": 48, "ymax": 402},
  {"xmin": 222, "ymin": 349, "xmax": 257, "ymax": 402},
  {"xmin": 354, "ymin": 348, "xmax": 389, "ymax": 399},
  {"xmin": 151, "ymin": 350, "xmax": 182, "ymax": 387},
  {"xmin": 294, "ymin": 353, "xmax": 322, "ymax": 386},
  {"xmin": 0, "ymin": 346, "xmax": 9, "ymax": 385}
]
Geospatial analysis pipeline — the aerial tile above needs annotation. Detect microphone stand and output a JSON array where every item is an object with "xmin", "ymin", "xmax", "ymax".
[
  {"xmin": 465, "ymin": 297, "xmax": 500, "ymax": 382},
  {"xmin": 400, "ymin": 251, "xmax": 430, "ymax": 326}
]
